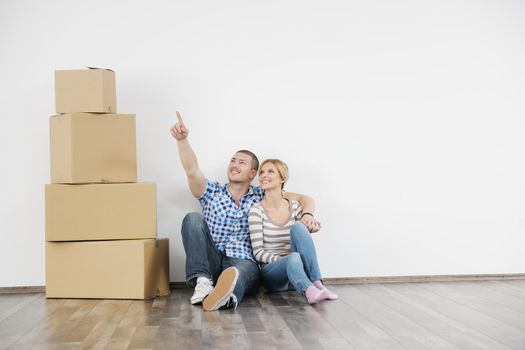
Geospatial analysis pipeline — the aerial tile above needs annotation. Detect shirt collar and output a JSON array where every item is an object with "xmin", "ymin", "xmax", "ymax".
[{"xmin": 222, "ymin": 183, "xmax": 257, "ymax": 200}]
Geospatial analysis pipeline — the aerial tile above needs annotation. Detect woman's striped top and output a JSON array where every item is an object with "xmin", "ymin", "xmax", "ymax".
[{"xmin": 248, "ymin": 199, "xmax": 303, "ymax": 264}]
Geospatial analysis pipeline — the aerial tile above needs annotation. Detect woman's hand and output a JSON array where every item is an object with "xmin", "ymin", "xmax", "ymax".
[
  {"xmin": 309, "ymin": 220, "xmax": 321, "ymax": 233},
  {"xmin": 300, "ymin": 214, "xmax": 321, "ymax": 233}
]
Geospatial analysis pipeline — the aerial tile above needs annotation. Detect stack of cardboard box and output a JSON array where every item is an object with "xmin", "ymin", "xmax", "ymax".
[{"xmin": 45, "ymin": 68, "xmax": 170, "ymax": 299}]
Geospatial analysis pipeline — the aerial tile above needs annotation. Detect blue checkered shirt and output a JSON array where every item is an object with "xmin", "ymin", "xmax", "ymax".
[{"xmin": 199, "ymin": 181, "xmax": 264, "ymax": 260}]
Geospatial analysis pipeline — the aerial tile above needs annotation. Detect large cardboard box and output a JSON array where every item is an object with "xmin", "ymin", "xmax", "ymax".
[
  {"xmin": 45, "ymin": 183, "xmax": 157, "ymax": 241},
  {"xmin": 46, "ymin": 238, "xmax": 170, "ymax": 299},
  {"xmin": 50, "ymin": 113, "xmax": 137, "ymax": 184},
  {"xmin": 55, "ymin": 68, "xmax": 116, "ymax": 113}
]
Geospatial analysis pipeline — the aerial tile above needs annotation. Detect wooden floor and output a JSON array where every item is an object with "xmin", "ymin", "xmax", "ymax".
[{"xmin": 1, "ymin": 280, "xmax": 525, "ymax": 349}]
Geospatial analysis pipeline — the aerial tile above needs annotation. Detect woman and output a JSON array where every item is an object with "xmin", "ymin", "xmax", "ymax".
[{"xmin": 248, "ymin": 159, "xmax": 337, "ymax": 304}]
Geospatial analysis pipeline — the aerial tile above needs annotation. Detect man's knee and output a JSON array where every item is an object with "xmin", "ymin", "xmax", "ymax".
[
  {"xmin": 181, "ymin": 212, "xmax": 205, "ymax": 236},
  {"xmin": 234, "ymin": 259, "xmax": 259, "ymax": 274},
  {"xmin": 183, "ymin": 212, "xmax": 204, "ymax": 226},
  {"xmin": 232, "ymin": 260, "xmax": 261, "ymax": 287}
]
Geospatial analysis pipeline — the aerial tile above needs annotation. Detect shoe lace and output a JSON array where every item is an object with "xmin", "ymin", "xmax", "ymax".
[
  {"xmin": 195, "ymin": 280, "xmax": 212, "ymax": 293},
  {"xmin": 226, "ymin": 294, "xmax": 238, "ymax": 310}
]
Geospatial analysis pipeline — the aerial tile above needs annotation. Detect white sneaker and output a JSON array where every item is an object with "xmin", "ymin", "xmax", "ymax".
[
  {"xmin": 190, "ymin": 277, "xmax": 213, "ymax": 305},
  {"xmin": 203, "ymin": 267, "xmax": 239, "ymax": 311}
]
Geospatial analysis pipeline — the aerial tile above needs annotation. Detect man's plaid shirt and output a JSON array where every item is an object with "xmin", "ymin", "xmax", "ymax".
[{"xmin": 199, "ymin": 181, "xmax": 264, "ymax": 260}]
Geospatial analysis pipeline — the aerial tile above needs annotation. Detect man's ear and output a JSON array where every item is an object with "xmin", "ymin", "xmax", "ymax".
[{"xmin": 249, "ymin": 169, "xmax": 257, "ymax": 179}]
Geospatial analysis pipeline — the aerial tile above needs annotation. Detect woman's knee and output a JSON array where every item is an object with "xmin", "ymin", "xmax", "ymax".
[
  {"xmin": 287, "ymin": 252, "xmax": 303, "ymax": 268},
  {"xmin": 290, "ymin": 222, "xmax": 310, "ymax": 241}
]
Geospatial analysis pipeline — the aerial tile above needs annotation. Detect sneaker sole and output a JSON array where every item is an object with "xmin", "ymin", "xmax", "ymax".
[
  {"xmin": 190, "ymin": 296, "xmax": 205, "ymax": 305},
  {"xmin": 202, "ymin": 267, "xmax": 238, "ymax": 311}
]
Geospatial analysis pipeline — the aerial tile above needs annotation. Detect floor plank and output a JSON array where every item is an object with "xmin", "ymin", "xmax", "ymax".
[
  {"xmin": 505, "ymin": 280, "xmax": 525, "ymax": 290},
  {"xmin": 66, "ymin": 299, "xmax": 133, "ymax": 349},
  {"xmin": 1, "ymin": 280, "xmax": 525, "ymax": 349},
  {"xmin": 0, "ymin": 294, "xmax": 65, "ymax": 350},
  {"xmin": 364, "ymin": 283, "xmax": 513, "ymax": 350},
  {"xmin": 313, "ymin": 288, "xmax": 404, "ymax": 350},
  {"xmin": 10, "ymin": 299, "xmax": 99, "ymax": 349},
  {"xmin": 453, "ymin": 281, "xmax": 525, "ymax": 314},
  {"xmin": 387, "ymin": 282, "xmax": 525, "ymax": 349},
  {"xmin": 249, "ymin": 291, "xmax": 304, "ymax": 350},
  {"xmin": 419, "ymin": 282, "xmax": 525, "ymax": 331},
  {"xmin": 0, "ymin": 294, "xmax": 41, "ymax": 324},
  {"xmin": 336, "ymin": 284, "xmax": 459, "ymax": 349},
  {"xmin": 485, "ymin": 280, "xmax": 525, "ymax": 301}
]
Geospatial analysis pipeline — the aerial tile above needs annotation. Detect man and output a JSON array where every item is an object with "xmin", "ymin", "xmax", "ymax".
[{"xmin": 170, "ymin": 111, "xmax": 320, "ymax": 311}]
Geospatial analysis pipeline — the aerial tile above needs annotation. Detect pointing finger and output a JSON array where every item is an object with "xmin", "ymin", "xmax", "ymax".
[{"xmin": 176, "ymin": 111, "xmax": 184, "ymax": 126}]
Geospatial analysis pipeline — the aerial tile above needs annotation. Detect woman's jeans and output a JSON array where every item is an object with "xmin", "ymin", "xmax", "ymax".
[
  {"xmin": 181, "ymin": 212, "xmax": 260, "ymax": 304},
  {"xmin": 261, "ymin": 222, "xmax": 323, "ymax": 295}
]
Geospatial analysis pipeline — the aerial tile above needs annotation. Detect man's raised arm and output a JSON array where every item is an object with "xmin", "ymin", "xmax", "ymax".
[{"xmin": 170, "ymin": 111, "xmax": 207, "ymax": 198}]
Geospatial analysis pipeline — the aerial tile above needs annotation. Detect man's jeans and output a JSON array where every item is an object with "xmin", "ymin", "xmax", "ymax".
[
  {"xmin": 181, "ymin": 212, "xmax": 260, "ymax": 304},
  {"xmin": 261, "ymin": 222, "xmax": 322, "ymax": 295}
]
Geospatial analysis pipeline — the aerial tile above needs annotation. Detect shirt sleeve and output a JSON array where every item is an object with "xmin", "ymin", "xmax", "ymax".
[
  {"xmin": 249, "ymin": 206, "xmax": 282, "ymax": 264},
  {"xmin": 198, "ymin": 181, "xmax": 219, "ymax": 207},
  {"xmin": 254, "ymin": 185, "xmax": 265, "ymax": 200}
]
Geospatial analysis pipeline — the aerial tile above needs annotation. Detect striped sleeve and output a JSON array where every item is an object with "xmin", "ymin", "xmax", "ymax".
[{"xmin": 249, "ymin": 205, "xmax": 282, "ymax": 263}]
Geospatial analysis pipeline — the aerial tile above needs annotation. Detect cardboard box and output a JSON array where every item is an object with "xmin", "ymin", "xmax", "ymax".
[
  {"xmin": 45, "ymin": 183, "xmax": 157, "ymax": 241},
  {"xmin": 50, "ymin": 113, "xmax": 137, "ymax": 184},
  {"xmin": 55, "ymin": 68, "xmax": 116, "ymax": 113},
  {"xmin": 46, "ymin": 238, "xmax": 170, "ymax": 299}
]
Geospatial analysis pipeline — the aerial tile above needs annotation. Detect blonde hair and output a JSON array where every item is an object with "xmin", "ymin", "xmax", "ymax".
[{"xmin": 259, "ymin": 159, "xmax": 289, "ymax": 189}]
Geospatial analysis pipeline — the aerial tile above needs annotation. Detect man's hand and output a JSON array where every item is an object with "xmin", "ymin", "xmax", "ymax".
[
  {"xmin": 300, "ymin": 214, "xmax": 322, "ymax": 233},
  {"xmin": 169, "ymin": 111, "xmax": 207, "ymax": 198},
  {"xmin": 170, "ymin": 111, "xmax": 189, "ymax": 140}
]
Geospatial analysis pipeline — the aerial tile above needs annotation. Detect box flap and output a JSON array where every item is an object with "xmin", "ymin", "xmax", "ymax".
[{"xmin": 86, "ymin": 66, "xmax": 114, "ymax": 72}]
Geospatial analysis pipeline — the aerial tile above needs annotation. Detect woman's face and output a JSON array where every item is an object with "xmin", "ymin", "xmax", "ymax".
[{"xmin": 258, "ymin": 162, "xmax": 283, "ymax": 190}]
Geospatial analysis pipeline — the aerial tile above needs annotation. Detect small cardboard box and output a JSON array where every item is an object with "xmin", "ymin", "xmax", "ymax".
[
  {"xmin": 46, "ymin": 238, "xmax": 170, "ymax": 299},
  {"xmin": 55, "ymin": 68, "xmax": 116, "ymax": 113},
  {"xmin": 45, "ymin": 182, "xmax": 157, "ymax": 242},
  {"xmin": 50, "ymin": 113, "xmax": 137, "ymax": 184}
]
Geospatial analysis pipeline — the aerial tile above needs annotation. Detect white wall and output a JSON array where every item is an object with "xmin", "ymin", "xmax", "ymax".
[{"xmin": 1, "ymin": 0, "xmax": 524, "ymax": 287}]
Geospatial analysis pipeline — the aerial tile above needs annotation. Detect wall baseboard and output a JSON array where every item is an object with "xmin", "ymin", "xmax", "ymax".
[
  {"xmin": 0, "ymin": 286, "xmax": 46, "ymax": 294},
  {"xmin": 2, "ymin": 273, "xmax": 524, "ymax": 294},
  {"xmin": 322, "ymin": 273, "xmax": 525, "ymax": 285}
]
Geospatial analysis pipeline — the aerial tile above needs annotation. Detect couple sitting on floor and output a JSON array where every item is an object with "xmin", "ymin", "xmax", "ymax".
[{"xmin": 171, "ymin": 112, "xmax": 337, "ymax": 311}]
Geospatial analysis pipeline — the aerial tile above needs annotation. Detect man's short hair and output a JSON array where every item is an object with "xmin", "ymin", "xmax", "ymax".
[{"xmin": 236, "ymin": 149, "xmax": 259, "ymax": 171}]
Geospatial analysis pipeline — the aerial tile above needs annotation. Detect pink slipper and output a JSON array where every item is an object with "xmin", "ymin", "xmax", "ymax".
[
  {"xmin": 305, "ymin": 285, "xmax": 331, "ymax": 304},
  {"xmin": 313, "ymin": 280, "xmax": 338, "ymax": 300}
]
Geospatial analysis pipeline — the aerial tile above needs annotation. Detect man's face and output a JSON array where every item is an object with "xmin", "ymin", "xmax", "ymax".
[{"xmin": 227, "ymin": 152, "xmax": 257, "ymax": 184}]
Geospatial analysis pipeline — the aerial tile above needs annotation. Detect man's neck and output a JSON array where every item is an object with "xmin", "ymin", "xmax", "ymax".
[{"xmin": 227, "ymin": 181, "xmax": 251, "ymax": 205}]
